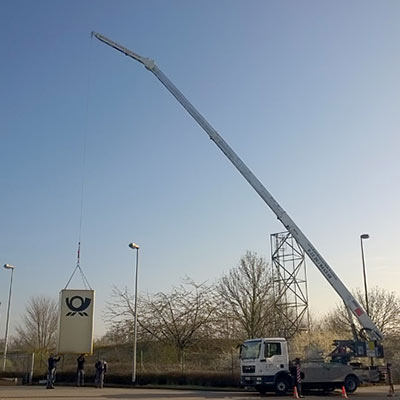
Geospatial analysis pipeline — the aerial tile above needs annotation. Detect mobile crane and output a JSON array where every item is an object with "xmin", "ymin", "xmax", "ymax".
[{"xmin": 92, "ymin": 32, "xmax": 385, "ymax": 393}]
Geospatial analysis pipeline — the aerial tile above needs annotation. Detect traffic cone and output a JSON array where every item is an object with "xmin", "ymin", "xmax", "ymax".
[
  {"xmin": 341, "ymin": 386, "xmax": 348, "ymax": 398},
  {"xmin": 293, "ymin": 386, "xmax": 300, "ymax": 399}
]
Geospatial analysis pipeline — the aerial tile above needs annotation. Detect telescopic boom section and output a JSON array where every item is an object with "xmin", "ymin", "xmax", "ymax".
[{"xmin": 92, "ymin": 32, "xmax": 383, "ymax": 342}]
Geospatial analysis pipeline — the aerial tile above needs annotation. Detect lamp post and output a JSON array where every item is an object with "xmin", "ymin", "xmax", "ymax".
[
  {"xmin": 3, "ymin": 264, "xmax": 16, "ymax": 371},
  {"xmin": 128, "ymin": 243, "xmax": 140, "ymax": 384},
  {"xmin": 360, "ymin": 234, "xmax": 370, "ymax": 315}
]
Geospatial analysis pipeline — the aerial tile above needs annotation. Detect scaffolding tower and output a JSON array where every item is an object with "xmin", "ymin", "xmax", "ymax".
[{"xmin": 271, "ymin": 231, "xmax": 310, "ymax": 338}]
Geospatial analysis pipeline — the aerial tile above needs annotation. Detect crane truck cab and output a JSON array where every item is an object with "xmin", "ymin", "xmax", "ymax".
[
  {"xmin": 240, "ymin": 337, "xmax": 382, "ymax": 395},
  {"xmin": 240, "ymin": 338, "xmax": 291, "ymax": 395}
]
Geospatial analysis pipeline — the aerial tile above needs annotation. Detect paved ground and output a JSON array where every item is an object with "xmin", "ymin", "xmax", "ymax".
[{"xmin": 0, "ymin": 385, "xmax": 398, "ymax": 400}]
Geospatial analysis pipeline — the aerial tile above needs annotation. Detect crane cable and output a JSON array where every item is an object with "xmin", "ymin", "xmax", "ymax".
[{"xmin": 64, "ymin": 35, "xmax": 94, "ymax": 290}]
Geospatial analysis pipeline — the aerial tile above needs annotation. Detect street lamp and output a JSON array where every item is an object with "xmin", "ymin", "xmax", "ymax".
[
  {"xmin": 128, "ymin": 243, "xmax": 140, "ymax": 384},
  {"xmin": 3, "ymin": 264, "xmax": 16, "ymax": 372},
  {"xmin": 360, "ymin": 234, "xmax": 370, "ymax": 315}
]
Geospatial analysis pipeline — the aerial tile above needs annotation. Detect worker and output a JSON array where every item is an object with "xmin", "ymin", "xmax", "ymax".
[
  {"xmin": 387, "ymin": 363, "xmax": 395, "ymax": 397},
  {"xmin": 94, "ymin": 358, "xmax": 107, "ymax": 388},
  {"xmin": 46, "ymin": 354, "xmax": 61, "ymax": 389},
  {"xmin": 291, "ymin": 358, "xmax": 304, "ymax": 398},
  {"xmin": 76, "ymin": 354, "xmax": 85, "ymax": 387}
]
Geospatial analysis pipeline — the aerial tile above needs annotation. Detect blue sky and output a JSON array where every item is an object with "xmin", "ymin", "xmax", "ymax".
[{"xmin": 1, "ymin": 1, "xmax": 399, "ymax": 338}]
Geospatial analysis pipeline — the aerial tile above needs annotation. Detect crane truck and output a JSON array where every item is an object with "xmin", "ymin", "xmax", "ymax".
[
  {"xmin": 240, "ymin": 337, "xmax": 384, "ymax": 395},
  {"xmin": 92, "ymin": 32, "xmax": 385, "ymax": 394}
]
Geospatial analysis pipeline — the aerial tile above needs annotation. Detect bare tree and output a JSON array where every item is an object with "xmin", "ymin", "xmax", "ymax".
[
  {"xmin": 15, "ymin": 296, "xmax": 58, "ymax": 352},
  {"xmin": 217, "ymin": 251, "xmax": 274, "ymax": 339},
  {"xmin": 103, "ymin": 285, "xmax": 143, "ymax": 344},
  {"xmin": 323, "ymin": 287, "xmax": 400, "ymax": 337},
  {"xmin": 104, "ymin": 279, "xmax": 219, "ymax": 372},
  {"xmin": 140, "ymin": 279, "xmax": 218, "ymax": 372}
]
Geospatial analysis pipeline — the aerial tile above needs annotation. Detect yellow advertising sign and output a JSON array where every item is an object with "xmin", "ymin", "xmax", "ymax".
[{"xmin": 57, "ymin": 289, "xmax": 95, "ymax": 355}]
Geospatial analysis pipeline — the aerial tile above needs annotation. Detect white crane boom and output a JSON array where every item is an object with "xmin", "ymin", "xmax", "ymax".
[{"xmin": 92, "ymin": 32, "xmax": 383, "ymax": 342}]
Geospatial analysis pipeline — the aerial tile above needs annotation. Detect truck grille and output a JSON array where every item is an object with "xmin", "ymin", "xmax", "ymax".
[{"xmin": 242, "ymin": 365, "xmax": 255, "ymax": 373}]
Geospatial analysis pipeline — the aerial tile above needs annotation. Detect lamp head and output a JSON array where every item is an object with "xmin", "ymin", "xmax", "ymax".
[
  {"xmin": 360, "ymin": 234, "xmax": 370, "ymax": 240},
  {"xmin": 3, "ymin": 264, "xmax": 15, "ymax": 270},
  {"xmin": 129, "ymin": 243, "xmax": 140, "ymax": 250}
]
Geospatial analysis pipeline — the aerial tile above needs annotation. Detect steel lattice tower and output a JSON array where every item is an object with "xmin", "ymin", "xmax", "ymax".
[{"xmin": 271, "ymin": 231, "xmax": 310, "ymax": 337}]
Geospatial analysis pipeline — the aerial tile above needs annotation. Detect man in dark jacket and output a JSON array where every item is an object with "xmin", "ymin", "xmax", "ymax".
[
  {"xmin": 76, "ymin": 354, "xmax": 85, "ymax": 387},
  {"xmin": 94, "ymin": 359, "xmax": 107, "ymax": 388},
  {"xmin": 46, "ymin": 354, "xmax": 61, "ymax": 389}
]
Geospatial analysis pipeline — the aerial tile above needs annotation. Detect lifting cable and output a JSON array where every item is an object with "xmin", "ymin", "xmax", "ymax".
[{"xmin": 64, "ymin": 35, "xmax": 94, "ymax": 290}]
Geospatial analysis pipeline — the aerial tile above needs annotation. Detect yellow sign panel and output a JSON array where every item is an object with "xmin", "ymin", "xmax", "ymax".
[{"xmin": 57, "ymin": 289, "xmax": 95, "ymax": 355}]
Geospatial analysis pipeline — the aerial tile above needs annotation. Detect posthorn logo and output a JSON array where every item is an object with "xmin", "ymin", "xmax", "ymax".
[{"xmin": 66, "ymin": 296, "xmax": 91, "ymax": 316}]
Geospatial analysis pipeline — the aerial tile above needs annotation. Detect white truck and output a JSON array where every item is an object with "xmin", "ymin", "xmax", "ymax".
[
  {"xmin": 92, "ymin": 32, "xmax": 386, "ymax": 394},
  {"xmin": 240, "ymin": 337, "xmax": 383, "ymax": 395}
]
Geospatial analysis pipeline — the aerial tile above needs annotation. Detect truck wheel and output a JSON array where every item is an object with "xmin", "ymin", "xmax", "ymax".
[
  {"xmin": 344, "ymin": 375, "xmax": 359, "ymax": 393},
  {"xmin": 274, "ymin": 377, "xmax": 290, "ymax": 395}
]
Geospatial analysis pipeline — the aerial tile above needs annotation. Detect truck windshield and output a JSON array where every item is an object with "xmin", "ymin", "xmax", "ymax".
[{"xmin": 240, "ymin": 340, "xmax": 261, "ymax": 359}]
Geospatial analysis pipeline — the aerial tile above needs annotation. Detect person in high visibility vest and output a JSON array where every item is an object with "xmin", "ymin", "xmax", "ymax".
[{"xmin": 291, "ymin": 358, "xmax": 304, "ymax": 398}]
